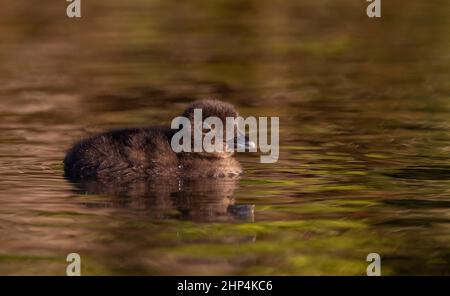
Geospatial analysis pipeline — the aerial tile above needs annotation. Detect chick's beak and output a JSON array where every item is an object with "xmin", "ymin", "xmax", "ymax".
[{"xmin": 227, "ymin": 130, "xmax": 256, "ymax": 151}]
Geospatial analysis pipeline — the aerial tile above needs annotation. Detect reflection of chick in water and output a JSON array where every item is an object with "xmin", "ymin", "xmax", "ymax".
[{"xmin": 73, "ymin": 178, "xmax": 254, "ymax": 222}]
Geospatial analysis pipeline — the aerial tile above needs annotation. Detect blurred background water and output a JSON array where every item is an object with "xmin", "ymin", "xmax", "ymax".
[{"xmin": 0, "ymin": 0, "xmax": 449, "ymax": 275}]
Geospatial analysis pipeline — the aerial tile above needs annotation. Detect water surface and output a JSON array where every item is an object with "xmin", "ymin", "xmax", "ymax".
[{"xmin": 0, "ymin": 0, "xmax": 449, "ymax": 275}]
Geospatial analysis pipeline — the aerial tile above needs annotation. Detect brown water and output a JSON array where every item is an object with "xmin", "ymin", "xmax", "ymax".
[{"xmin": 0, "ymin": 0, "xmax": 449, "ymax": 275}]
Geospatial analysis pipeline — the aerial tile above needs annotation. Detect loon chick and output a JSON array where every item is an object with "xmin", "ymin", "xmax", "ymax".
[{"xmin": 63, "ymin": 99, "xmax": 253, "ymax": 181}]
